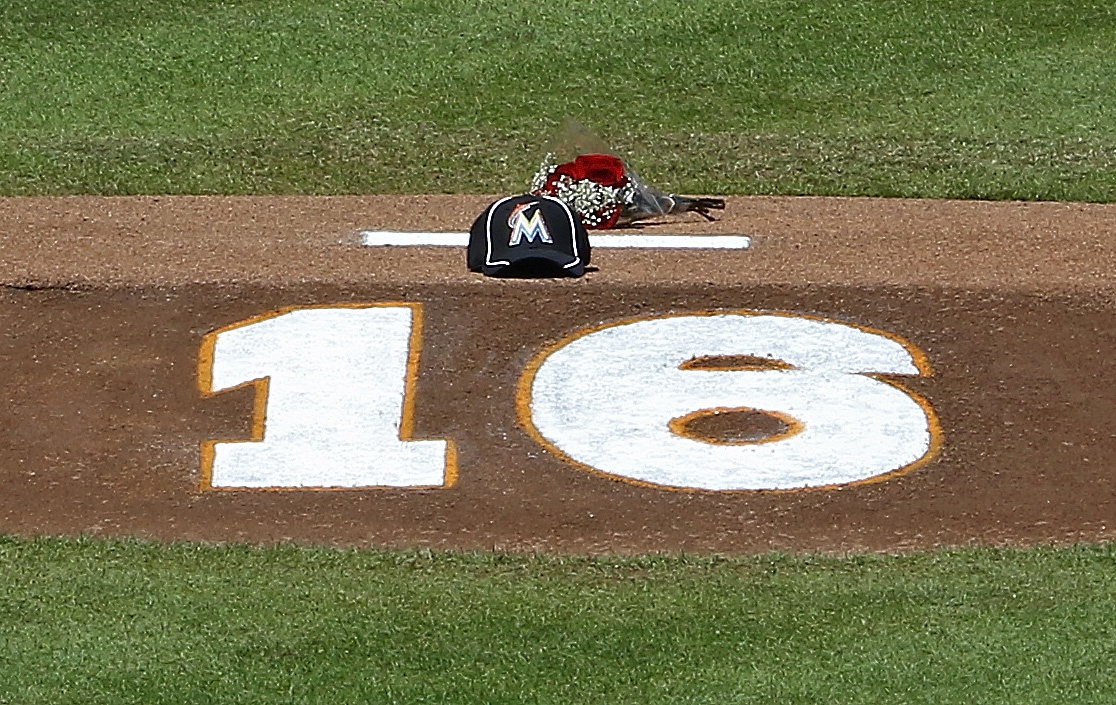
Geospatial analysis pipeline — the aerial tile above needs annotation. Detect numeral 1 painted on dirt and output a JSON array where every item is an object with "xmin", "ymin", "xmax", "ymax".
[
  {"xmin": 198, "ymin": 304, "xmax": 455, "ymax": 489},
  {"xmin": 520, "ymin": 313, "xmax": 940, "ymax": 491}
]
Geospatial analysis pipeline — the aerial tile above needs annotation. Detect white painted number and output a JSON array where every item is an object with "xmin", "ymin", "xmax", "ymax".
[
  {"xmin": 524, "ymin": 313, "xmax": 937, "ymax": 491},
  {"xmin": 201, "ymin": 307, "xmax": 939, "ymax": 493},
  {"xmin": 200, "ymin": 305, "xmax": 453, "ymax": 489}
]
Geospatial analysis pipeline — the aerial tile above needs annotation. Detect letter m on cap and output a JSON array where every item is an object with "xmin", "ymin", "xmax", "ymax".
[{"xmin": 507, "ymin": 203, "xmax": 553, "ymax": 246}]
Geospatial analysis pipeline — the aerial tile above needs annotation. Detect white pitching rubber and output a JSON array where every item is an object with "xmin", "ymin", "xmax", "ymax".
[{"xmin": 359, "ymin": 231, "xmax": 751, "ymax": 250}]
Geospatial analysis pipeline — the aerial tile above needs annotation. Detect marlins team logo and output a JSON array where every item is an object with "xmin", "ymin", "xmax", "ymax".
[{"xmin": 507, "ymin": 203, "xmax": 552, "ymax": 246}]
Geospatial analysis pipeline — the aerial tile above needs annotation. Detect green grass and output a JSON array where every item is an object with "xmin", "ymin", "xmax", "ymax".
[
  {"xmin": 1, "ymin": 0, "xmax": 1115, "ymax": 198},
  {"xmin": 2, "ymin": 536, "xmax": 1116, "ymax": 704}
]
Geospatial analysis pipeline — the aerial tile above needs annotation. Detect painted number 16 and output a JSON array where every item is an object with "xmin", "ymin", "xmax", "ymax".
[{"xmin": 199, "ymin": 304, "xmax": 940, "ymax": 492}]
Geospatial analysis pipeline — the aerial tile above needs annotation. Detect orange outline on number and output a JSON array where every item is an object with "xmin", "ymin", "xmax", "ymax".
[
  {"xmin": 197, "ymin": 302, "xmax": 458, "ymax": 492},
  {"xmin": 667, "ymin": 407, "xmax": 806, "ymax": 446},
  {"xmin": 515, "ymin": 309, "xmax": 944, "ymax": 494}
]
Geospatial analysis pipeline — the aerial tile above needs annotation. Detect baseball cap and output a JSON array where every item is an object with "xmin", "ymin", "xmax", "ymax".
[{"xmin": 467, "ymin": 194, "xmax": 591, "ymax": 277}]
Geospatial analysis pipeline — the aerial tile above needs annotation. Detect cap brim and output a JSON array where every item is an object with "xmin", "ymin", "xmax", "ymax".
[{"xmin": 484, "ymin": 248, "xmax": 585, "ymax": 277}]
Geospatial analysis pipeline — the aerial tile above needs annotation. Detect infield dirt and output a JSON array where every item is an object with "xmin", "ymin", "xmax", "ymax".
[{"xmin": 3, "ymin": 195, "xmax": 1116, "ymax": 554}]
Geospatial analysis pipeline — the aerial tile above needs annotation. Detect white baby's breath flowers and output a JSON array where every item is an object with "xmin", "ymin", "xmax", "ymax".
[
  {"xmin": 553, "ymin": 177, "xmax": 623, "ymax": 227},
  {"xmin": 530, "ymin": 152, "xmax": 559, "ymax": 193},
  {"xmin": 530, "ymin": 153, "xmax": 637, "ymax": 228}
]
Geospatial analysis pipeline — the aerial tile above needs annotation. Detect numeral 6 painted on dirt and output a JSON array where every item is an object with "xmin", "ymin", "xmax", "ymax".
[
  {"xmin": 519, "ymin": 312, "xmax": 941, "ymax": 491},
  {"xmin": 200, "ymin": 305, "xmax": 939, "ymax": 491}
]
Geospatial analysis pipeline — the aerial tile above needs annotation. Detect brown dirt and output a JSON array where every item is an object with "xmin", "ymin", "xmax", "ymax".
[{"xmin": 3, "ymin": 195, "xmax": 1116, "ymax": 554}]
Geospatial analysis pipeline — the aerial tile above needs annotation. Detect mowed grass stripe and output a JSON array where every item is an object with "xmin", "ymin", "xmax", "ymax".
[
  {"xmin": 1, "ymin": 536, "xmax": 1115, "ymax": 704},
  {"xmin": 1, "ymin": 0, "xmax": 1114, "ymax": 198}
]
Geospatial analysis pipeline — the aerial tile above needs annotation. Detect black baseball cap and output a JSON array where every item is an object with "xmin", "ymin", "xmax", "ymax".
[{"xmin": 467, "ymin": 194, "xmax": 591, "ymax": 277}]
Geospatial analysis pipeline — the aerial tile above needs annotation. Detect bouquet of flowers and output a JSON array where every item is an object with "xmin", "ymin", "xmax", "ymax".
[{"xmin": 528, "ymin": 122, "xmax": 725, "ymax": 229}]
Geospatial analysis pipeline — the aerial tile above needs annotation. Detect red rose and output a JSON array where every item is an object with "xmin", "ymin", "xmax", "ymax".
[
  {"xmin": 577, "ymin": 154, "xmax": 628, "ymax": 187},
  {"xmin": 536, "ymin": 153, "xmax": 628, "ymax": 229},
  {"xmin": 552, "ymin": 153, "xmax": 628, "ymax": 188}
]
